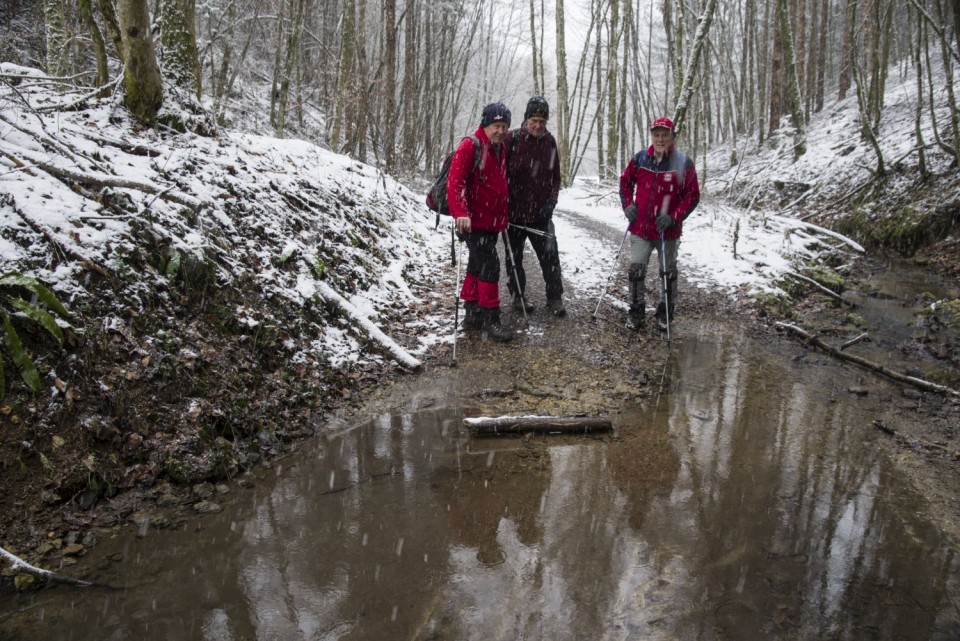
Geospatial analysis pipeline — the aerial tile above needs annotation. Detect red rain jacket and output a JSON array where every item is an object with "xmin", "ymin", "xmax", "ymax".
[
  {"xmin": 619, "ymin": 145, "xmax": 700, "ymax": 241},
  {"xmin": 446, "ymin": 126, "xmax": 509, "ymax": 233}
]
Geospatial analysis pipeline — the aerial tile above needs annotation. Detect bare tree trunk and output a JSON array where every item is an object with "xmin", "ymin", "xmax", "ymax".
[
  {"xmin": 778, "ymin": 0, "xmax": 806, "ymax": 158},
  {"xmin": 78, "ymin": 0, "xmax": 109, "ymax": 87},
  {"xmin": 838, "ymin": 0, "xmax": 857, "ymax": 101},
  {"xmin": 401, "ymin": 0, "xmax": 418, "ymax": 165},
  {"xmin": 118, "ymin": 0, "xmax": 163, "ymax": 121},
  {"xmin": 330, "ymin": 0, "xmax": 356, "ymax": 151},
  {"xmin": 44, "ymin": 0, "xmax": 68, "ymax": 77},
  {"xmin": 767, "ymin": 0, "xmax": 785, "ymax": 136},
  {"xmin": 814, "ymin": 0, "xmax": 828, "ymax": 113},
  {"xmin": 672, "ymin": 0, "xmax": 719, "ymax": 136},
  {"xmin": 605, "ymin": 0, "xmax": 619, "ymax": 179},
  {"xmin": 95, "ymin": 0, "xmax": 124, "ymax": 57},
  {"xmin": 530, "ymin": 0, "xmax": 541, "ymax": 94},
  {"xmin": 160, "ymin": 0, "xmax": 201, "ymax": 98},
  {"xmin": 933, "ymin": 0, "xmax": 960, "ymax": 166},
  {"xmin": 275, "ymin": 0, "xmax": 304, "ymax": 137},
  {"xmin": 913, "ymin": 5, "xmax": 929, "ymax": 179},
  {"xmin": 384, "ymin": 0, "xmax": 398, "ymax": 173},
  {"xmin": 555, "ymin": 0, "xmax": 571, "ymax": 185}
]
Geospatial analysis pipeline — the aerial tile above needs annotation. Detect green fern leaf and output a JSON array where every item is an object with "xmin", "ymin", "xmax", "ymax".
[
  {"xmin": 0, "ymin": 273, "xmax": 71, "ymax": 318},
  {"xmin": 10, "ymin": 298, "xmax": 64, "ymax": 345},
  {"xmin": 1, "ymin": 312, "xmax": 41, "ymax": 392}
]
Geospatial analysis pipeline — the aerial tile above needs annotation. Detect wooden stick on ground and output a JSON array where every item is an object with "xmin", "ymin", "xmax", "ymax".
[
  {"xmin": 464, "ymin": 415, "xmax": 612, "ymax": 436},
  {"xmin": 783, "ymin": 271, "xmax": 856, "ymax": 307},
  {"xmin": 775, "ymin": 322, "xmax": 960, "ymax": 397},
  {"xmin": 0, "ymin": 545, "xmax": 93, "ymax": 588}
]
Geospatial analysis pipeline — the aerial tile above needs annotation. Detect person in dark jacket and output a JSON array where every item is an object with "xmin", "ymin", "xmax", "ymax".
[
  {"xmin": 505, "ymin": 96, "xmax": 566, "ymax": 317},
  {"xmin": 619, "ymin": 117, "xmax": 700, "ymax": 331},
  {"xmin": 448, "ymin": 102, "xmax": 513, "ymax": 342}
]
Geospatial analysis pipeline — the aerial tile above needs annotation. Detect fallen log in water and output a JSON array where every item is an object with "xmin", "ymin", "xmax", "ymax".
[
  {"xmin": 775, "ymin": 322, "xmax": 960, "ymax": 398},
  {"xmin": 464, "ymin": 415, "xmax": 612, "ymax": 436}
]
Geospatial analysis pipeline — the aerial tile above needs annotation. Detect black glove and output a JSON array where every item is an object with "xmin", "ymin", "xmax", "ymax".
[
  {"xmin": 623, "ymin": 204, "xmax": 638, "ymax": 224},
  {"xmin": 539, "ymin": 201, "xmax": 556, "ymax": 220},
  {"xmin": 656, "ymin": 212, "xmax": 675, "ymax": 233}
]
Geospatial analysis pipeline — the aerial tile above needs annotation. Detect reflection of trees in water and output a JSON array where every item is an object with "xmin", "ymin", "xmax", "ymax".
[{"xmin": 662, "ymin": 330, "xmax": 960, "ymax": 639}]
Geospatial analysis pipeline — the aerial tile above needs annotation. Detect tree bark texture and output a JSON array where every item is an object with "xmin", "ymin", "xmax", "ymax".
[{"xmin": 118, "ymin": 0, "xmax": 163, "ymax": 121}]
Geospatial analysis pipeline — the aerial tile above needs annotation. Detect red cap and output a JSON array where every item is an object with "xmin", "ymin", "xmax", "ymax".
[{"xmin": 650, "ymin": 117, "xmax": 675, "ymax": 132}]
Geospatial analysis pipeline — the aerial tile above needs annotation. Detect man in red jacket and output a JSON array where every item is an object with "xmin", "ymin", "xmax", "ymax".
[
  {"xmin": 619, "ymin": 117, "xmax": 700, "ymax": 331},
  {"xmin": 505, "ymin": 96, "xmax": 566, "ymax": 317},
  {"xmin": 447, "ymin": 102, "xmax": 513, "ymax": 342}
]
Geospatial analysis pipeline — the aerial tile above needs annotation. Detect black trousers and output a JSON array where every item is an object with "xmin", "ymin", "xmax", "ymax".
[{"xmin": 506, "ymin": 220, "xmax": 563, "ymax": 301}]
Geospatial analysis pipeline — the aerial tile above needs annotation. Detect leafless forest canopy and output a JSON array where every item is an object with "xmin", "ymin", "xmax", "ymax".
[{"xmin": 3, "ymin": 0, "xmax": 960, "ymax": 183}]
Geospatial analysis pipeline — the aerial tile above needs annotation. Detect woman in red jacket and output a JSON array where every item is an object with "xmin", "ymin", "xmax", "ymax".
[
  {"xmin": 619, "ymin": 117, "xmax": 700, "ymax": 331},
  {"xmin": 447, "ymin": 102, "xmax": 513, "ymax": 342}
]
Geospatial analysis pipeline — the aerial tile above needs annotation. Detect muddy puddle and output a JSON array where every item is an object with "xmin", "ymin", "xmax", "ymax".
[
  {"xmin": 3, "ymin": 319, "xmax": 958, "ymax": 640},
  {"xmin": 842, "ymin": 259, "xmax": 960, "ymax": 382}
]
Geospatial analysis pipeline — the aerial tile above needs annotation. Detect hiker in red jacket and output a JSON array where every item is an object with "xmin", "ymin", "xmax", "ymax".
[
  {"xmin": 505, "ymin": 96, "xmax": 566, "ymax": 317},
  {"xmin": 447, "ymin": 102, "xmax": 513, "ymax": 342},
  {"xmin": 619, "ymin": 117, "xmax": 700, "ymax": 331}
]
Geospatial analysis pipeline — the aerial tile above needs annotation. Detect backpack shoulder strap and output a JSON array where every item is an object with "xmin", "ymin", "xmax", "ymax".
[{"xmin": 467, "ymin": 135, "xmax": 481, "ymax": 172}]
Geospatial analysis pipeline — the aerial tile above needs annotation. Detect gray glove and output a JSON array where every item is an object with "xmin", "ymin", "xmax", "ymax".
[
  {"xmin": 656, "ymin": 212, "xmax": 675, "ymax": 233},
  {"xmin": 623, "ymin": 204, "xmax": 638, "ymax": 224}
]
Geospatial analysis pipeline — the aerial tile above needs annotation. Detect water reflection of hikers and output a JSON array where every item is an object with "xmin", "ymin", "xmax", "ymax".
[
  {"xmin": 447, "ymin": 461, "xmax": 549, "ymax": 567},
  {"xmin": 448, "ymin": 102, "xmax": 513, "ymax": 343},
  {"xmin": 505, "ymin": 97, "xmax": 566, "ymax": 317},
  {"xmin": 619, "ymin": 117, "xmax": 700, "ymax": 331}
]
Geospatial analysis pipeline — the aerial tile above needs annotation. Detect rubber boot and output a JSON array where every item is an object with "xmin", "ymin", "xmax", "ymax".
[
  {"xmin": 627, "ymin": 263, "xmax": 646, "ymax": 331},
  {"xmin": 481, "ymin": 307, "xmax": 512, "ymax": 342},
  {"xmin": 462, "ymin": 301, "xmax": 482, "ymax": 330}
]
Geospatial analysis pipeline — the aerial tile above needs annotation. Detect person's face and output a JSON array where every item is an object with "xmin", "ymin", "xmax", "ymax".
[
  {"xmin": 485, "ymin": 122, "xmax": 509, "ymax": 145},
  {"xmin": 525, "ymin": 117, "xmax": 548, "ymax": 138},
  {"xmin": 651, "ymin": 127, "xmax": 673, "ymax": 155}
]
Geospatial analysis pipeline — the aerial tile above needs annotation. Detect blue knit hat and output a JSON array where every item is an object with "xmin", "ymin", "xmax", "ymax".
[{"xmin": 480, "ymin": 102, "xmax": 511, "ymax": 128}]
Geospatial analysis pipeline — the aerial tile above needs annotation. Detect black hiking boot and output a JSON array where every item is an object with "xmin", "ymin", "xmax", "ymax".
[
  {"xmin": 513, "ymin": 295, "xmax": 534, "ymax": 313},
  {"xmin": 626, "ymin": 308, "xmax": 645, "ymax": 331},
  {"xmin": 547, "ymin": 298, "xmax": 567, "ymax": 318},
  {"xmin": 462, "ymin": 301, "xmax": 482, "ymax": 331},
  {"xmin": 655, "ymin": 302, "xmax": 673, "ymax": 332},
  {"xmin": 482, "ymin": 308, "xmax": 513, "ymax": 343}
]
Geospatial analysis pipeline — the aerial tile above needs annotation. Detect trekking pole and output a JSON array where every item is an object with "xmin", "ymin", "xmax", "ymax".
[
  {"xmin": 508, "ymin": 223, "xmax": 555, "ymax": 239},
  {"xmin": 502, "ymin": 230, "xmax": 529, "ymax": 327},
  {"xmin": 660, "ymin": 236, "xmax": 671, "ymax": 344},
  {"xmin": 451, "ymin": 238, "xmax": 463, "ymax": 367},
  {"xmin": 592, "ymin": 226, "xmax": 630, "ymax": 318}
]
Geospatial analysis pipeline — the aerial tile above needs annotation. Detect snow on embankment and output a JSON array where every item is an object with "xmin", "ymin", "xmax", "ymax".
[{"xmin": 0, "ymin": 71, "xmax": 448, "ymax": 375}]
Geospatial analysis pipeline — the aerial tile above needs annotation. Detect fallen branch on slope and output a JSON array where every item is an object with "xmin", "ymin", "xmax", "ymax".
[
  {"xmin": 775, "ymin": 322, "xmax": 960, "ymax": 397},
  {"xmin": 0, "ymin": 544, "xmax": 93, "ymax": 588},
  {"xmin": 783, "ymin": 271, "xmax": 856, "ymax": 307},
  {"xmin": 0, "ymin": 144, "xmax": 203, "ymax": 211},
  {"xmin": 315, "ymin": 280, "xmax": 422, "ymax": 371}
]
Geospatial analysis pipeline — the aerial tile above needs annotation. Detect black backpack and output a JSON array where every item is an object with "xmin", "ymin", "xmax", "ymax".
[{"xmin": 426, "ymin": 135, "xmax": 480, "ymax": 228}]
